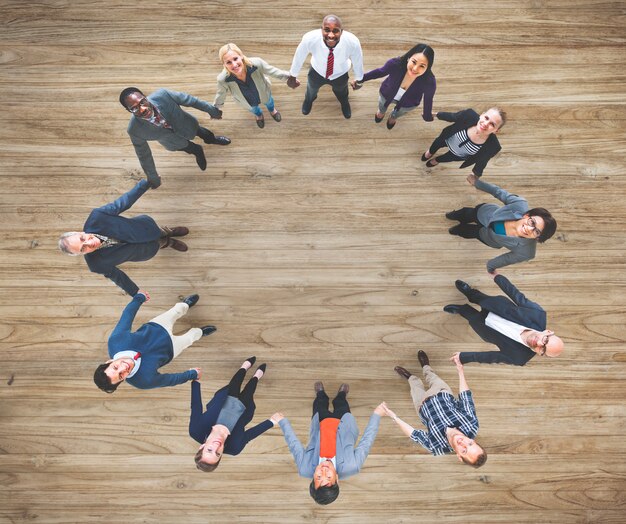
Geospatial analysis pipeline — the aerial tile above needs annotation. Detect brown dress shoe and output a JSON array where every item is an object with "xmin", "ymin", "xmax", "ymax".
[
  {"xmin": 167, "ymin": 238, "xmax": 188, "ymax": 252},
  {"xmin": 314, "ymin": 381, "xmax": 324, "ymax": 394},
  {"xmin": 338, "ymin": 383, "xmax": 349, "ymax": 395},
  {"xmin": 394, "ymin": 366, "xmax": 412, "ymax": 380},
  {"xmin": 417, "ymin": 350, "xmax": 430, "ymax": 368},
  {"xmin": 162, "ymin": 226, "xmax": 189, "ymax": 237}
]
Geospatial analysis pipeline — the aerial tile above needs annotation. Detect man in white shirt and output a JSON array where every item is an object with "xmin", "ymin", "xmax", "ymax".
[
  {"xmin": 287, "ymin": 14, "xmax": 364, "ymax": 119},
  {"xmin": 443, "ymin": 272, "xmax": 564, "ymax": 366}
]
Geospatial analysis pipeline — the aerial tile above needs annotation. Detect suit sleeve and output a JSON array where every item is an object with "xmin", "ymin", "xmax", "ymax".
[
  {"xmin": 241, "ymin": 419, "xmax": 274, "ymax": 446},
  {"xmin": 474, "ymin": 178, "xmax": 528, "ymax": 206},
  {"xmin": 129, "ymin": 131, "xmax": 159, "ymax": 181},
  {"xmin": 278, "ymin": 418, "xmax": 307, "ymax": 474},
  {"xmin": 101, "ymin": 266, "xmax": 139, "ymax": 296},
  {"xmin": 110, "ymin": 293, "xmax": 145, "ymax": 340},
  {"xmin": 96, "ymin": 180, "xmax": 150, "ymax": 216},
  {"xmin": 165, "ymin": 89, "xmax": 221, "ymax": 118},
  {"xmin": 436, "ymin": 109, "xmax": 470, "ymax": 123},
  {"xmin": 361, "ymin": 59, "xmax": 395, "ymax": 82},
  {"xmin": 486, "ymin": 246, "xmax": 535, "ymax": 273},
  {"xmin": 460, "ymin": 351, "xmax": 525, "ymax": 366},
  {"xmin": 256, "ymin": 57, "xmax": 290, "ymax": 80},
  {"xmin": 421, "ymin": 76, "xmax": 436, "ymax": 121},
  {"xmin": 188, "ymin": 380, "xmax": 205, "ymax": 442},
  {"xmin": 494, "ymin": 274, "xmax": 544, "ymax": 311},
  {"xmin": 471, "ymin": 142, "xmax": 500, "ymax": 177},
  {"xmin": 353, "ymin": 413, "xmax": 381, "ymax": 468}
]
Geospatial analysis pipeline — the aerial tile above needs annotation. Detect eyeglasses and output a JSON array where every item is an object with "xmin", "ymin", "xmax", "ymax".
[
  {"xmin": 538, "ymin": 333, "xmax": 553, "ymax": 356},
  {"xmin": 128, "ymin": 97, "xmax": 150, "ymax": 114},
  {"xmin": 526, "ymin": 217, "xmax": 542, "ymax": 238}
]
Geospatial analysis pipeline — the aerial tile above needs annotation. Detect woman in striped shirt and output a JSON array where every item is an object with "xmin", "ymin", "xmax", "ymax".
[{"xmin": 422, "ymin": 108, "xmax": 506, "ymax": 177}]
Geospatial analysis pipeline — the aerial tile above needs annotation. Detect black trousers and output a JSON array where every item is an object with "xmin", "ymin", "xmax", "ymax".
[
  {"xmin": 312, "ymin": 390, "xmax": 350, "ymax": 421},
  {"xmin": 227, "ymin": 368, "xmax": 258, "ymax": 409},
  {"xmin": 428, "ymin": 134, "xmax": 465, "ymax": 164},
  {"xmin": 458, "ymin": 305, "xmax": 499, "ymax": 344},
  {"xmin": 448, "ymin": 204, "xmax": 486, "ymax": 239},
  {"xmin": 305, "ymin": 68, "xmax": 349, "ymax": 106}
]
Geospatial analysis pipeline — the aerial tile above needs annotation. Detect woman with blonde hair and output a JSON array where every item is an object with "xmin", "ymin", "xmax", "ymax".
[{"xmin": 214, "ymin": 43, "xmax": 299, "ymax": 128}]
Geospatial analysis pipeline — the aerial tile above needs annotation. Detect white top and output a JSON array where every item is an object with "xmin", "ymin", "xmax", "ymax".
[
  {"xmin": 289, "ymin": 28, "xmax": 363, "ymax": 81},
  {"xmin": 318, "ymin": 456, "xmax": 337, "ymax": 467},
  {"xmin": 485, "ymin": 312, "xmax": 531, "ymax": 347},
  {"xmin": 393, "ymin": 86, "xmax": 406, "ymax": 102}
]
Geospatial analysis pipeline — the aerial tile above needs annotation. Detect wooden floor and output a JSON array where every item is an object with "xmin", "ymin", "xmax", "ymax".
[{"xmin": 1, "ymin": 1, "xmax": 625, "ymax": 522}]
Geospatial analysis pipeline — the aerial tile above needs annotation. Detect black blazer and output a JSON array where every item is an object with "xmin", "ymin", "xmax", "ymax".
[
  {"xmin": 83, "ymin": 180, "xmax": 161, "ymax": 296},
  {"xmin": 434, "ymin": 109, "xmax": 502, "ymax": 177},
  {"xmin": 460, "ymin": 274, "xmax": 547, "ymax": 366},
  {"xmin": 188, "ymin": 381, "xmax": 272, "ymax": 456}
]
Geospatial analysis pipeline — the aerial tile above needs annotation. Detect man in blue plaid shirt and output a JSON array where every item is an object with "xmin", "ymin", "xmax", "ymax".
[{"xmin": 383, "ymin": 350, "xmax": 486, "ymax": 468}]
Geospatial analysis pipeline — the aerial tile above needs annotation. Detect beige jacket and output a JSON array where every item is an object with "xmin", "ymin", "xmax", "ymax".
[{"xmin": 214, "ymin": 57, "xmax": 290, "ymax": 110}]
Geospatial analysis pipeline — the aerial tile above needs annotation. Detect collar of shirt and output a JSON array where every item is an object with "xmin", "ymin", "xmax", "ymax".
[
  {"xmin": 92, "ymin": 233, "xmax": 121, "ymax": 250},
  {"xmin": 318, "ymin": 456, "xmax": 336, "ymax": 468},
  {"xmin": 112, "ymin": 350, "xmax": 141, "ymax": 379}
]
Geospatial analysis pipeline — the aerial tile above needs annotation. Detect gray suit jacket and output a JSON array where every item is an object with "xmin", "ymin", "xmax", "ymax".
[
  {"xmin": 127, "ymin": 88, "xmax": 220, "ymax": 181},
  {"xmin": 474, "ymin": 178, "xmax": 537, "ymax": 272},
  {"xmin": 278, "ymin": 412, "xmax": 381, "ymax": 479}
]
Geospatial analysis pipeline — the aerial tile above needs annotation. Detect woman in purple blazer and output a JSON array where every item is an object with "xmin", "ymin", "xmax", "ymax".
[{"xmin": 351, "ymin": 43, "xmax": 436, "ymax": 130}]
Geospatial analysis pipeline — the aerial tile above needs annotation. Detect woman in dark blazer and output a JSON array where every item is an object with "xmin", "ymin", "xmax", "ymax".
[
  {"xmin": 447, "ymin": 175, "xmax": 557, "ymax": 273},
  {"xmin": 422, "ymin": 108, "xmax": 505, "ymax": 177},
  {"xmin": 190, "ymin": 357, "xmax": 273, "ymax": 472},
  {"xmin": 351, "ymin": 43, "xmax": 436, "ymax": 130}
]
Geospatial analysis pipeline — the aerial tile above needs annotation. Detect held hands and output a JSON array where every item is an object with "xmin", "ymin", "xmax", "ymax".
[
  {"xmin": 466, "ymin": 174, "xmax": 478, "ymax": 186},
  {"xmin": 270, "ymin": 412, "xmax": 285, "ymax": 425},
  {"xmin": 488, "ymin": 269, "xmax": 500, "ymax": 279},
  {"xmin": 349, "ymin": 80, "xmax": 363, "ymax": 90},
  {"xmin": 136, "ymin": 290, "xmax": 150, "ymax": 302},
  {"xmin": 450, "ymin": 353, "xmax": 464, "ymax": 371},
  {"xmin": 212, "ymin": 109, "xmax": 223, "ymax": 120},
  {"xmin": 191, "ymin": 368, "xmax": 202, "ymax": 381},
  {"xmin": 287, "ymin": 76, "xmax": 300, "ymax": 89},
  {"xmin": 379, "ymin": 402, "xmax": 398, "ymax": 420},
  {"xmin": 374, "ymin": 402, "xmax": 388, "ymax": 416}
]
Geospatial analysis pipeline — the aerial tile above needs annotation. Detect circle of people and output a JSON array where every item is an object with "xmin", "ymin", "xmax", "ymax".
[{"xmin": 58, "ymin": 14, "xmax": 563, "ymax": 506}]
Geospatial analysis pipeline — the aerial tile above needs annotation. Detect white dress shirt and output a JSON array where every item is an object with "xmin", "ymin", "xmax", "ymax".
[
  {"xmin": 290, "ymin": 29, "xmax": 364, "ymax": 81},
  {"xmin": 485, "ymin": 313, "xmax": 531, "ymax": 347}
]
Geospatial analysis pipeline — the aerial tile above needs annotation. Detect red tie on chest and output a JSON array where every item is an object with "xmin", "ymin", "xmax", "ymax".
[{"xmin": 325, "ymin": 47, "xmax": 334, "ymax": 79}]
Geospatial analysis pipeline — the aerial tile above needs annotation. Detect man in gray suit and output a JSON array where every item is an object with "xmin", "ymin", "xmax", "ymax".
[
  {"xmin": 120, "ymin": 87, "xmax": 231, "ymax": 188},
  {"xmin": 272, "ymin": 382, "xmax": 385, "ymax": 505}
]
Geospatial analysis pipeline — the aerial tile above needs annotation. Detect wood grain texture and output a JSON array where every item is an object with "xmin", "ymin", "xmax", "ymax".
[{"xmin": 1, "ymin": 0, "xmax": 625, "ymax": 522}]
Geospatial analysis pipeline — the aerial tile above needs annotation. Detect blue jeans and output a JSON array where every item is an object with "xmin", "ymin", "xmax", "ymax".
[{"xmin": 249, "ymin": 96, "xmax": 275, "ymax": 116}]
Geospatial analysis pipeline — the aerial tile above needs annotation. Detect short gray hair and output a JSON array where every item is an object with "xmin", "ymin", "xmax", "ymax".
[{"xmin": 58, "ymin": 232, "xmax": 81, "ymax": 255}]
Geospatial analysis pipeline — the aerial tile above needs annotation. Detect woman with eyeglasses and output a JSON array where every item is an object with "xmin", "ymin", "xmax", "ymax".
[
  {"xmin": 349, "ymin": 43, "xmax": 436, "ymax": 130},
  {"xmin": 421, "ymin": 107, "xmax": 506, "ymax": 177},
  {"xmin": 190, "ymin": 357, "xmax": 275, "ymax": 472},
  {"xmin": 214, "ymin": 43, "xmax": 298, "ymax": 128},
  {"xmin": 446, "ymin": 174, "xmax": 557, "ymax": 273}
]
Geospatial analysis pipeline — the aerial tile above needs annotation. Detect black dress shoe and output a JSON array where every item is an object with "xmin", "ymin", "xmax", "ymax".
[
  {"xmin": 455, "ymin": 280, "xmax": 472, "ymax": 297},
  {"xmin": 256, "ymin": 117, "xmax": 265, "ymax": 129},
  {"xmin": 201, "ymin": 325, "xmax": 217, "ymax": 337},
  {"xmin": 374, "ymin": 113, "xmax": 384, "ymax": 123},
  {"xmin": 394, "ymin": 366, "xmax": 412, "ymax": 380},
  {"xmin": 182, "ymin": 294, "xmax": 199, "ymax": 308},
  {"xmin": 302, "ymin": 99, "xmax": 313, "ymax": 115},
  {"xmin": 256, "ymin": 363, "xmax": 267, "ymax": 376},
  {"xmin": 212, "ymin": 136, "xmax": 231, "ymax": 146},
  {"xmin": 448, "ymin": 225, "xmax": 462, "ymax": 236},
  {"xmin": 245, "ymin": 356, "xmax": 257, "ymax": 366},
  {"xmin": 417, "ymin": 350, "xmax": 430, "ymax": 368},
  {"xmin": 443, "ymin": 304, "xmax": 462, "ymax": 314},
  {"xmin": 314, "ymin": 381, "xmax": 324, "ymax": 393},
  {"xmin": 338, "ymin": 383, "xmax": 350, "ymax": 395},
  {"xmin": 271, "ymin": 111, "xmax": 282, "ymax": 122},
  {"xmin": 421, "ymin": 152, "xmax": 430, "ymax": 162},
  {"xmin": 340, "ymin": 100, "xmax": 351, "ymax": 119},
  {"xmin": 426, "ymin": 159, "xmax": 437, "ymax": 168},
  {"xmin": 386, "ymin": 118, "xmax": 396, "ymax": 130},
  {"xmin": 445, "ymin": 210, "xmax": 460, "ymax": 220}
]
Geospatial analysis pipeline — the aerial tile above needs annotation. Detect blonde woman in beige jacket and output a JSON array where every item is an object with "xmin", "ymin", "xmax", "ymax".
[{"xmin": 215, "ymin": 43, "xmax": 300, "ymax": 128}]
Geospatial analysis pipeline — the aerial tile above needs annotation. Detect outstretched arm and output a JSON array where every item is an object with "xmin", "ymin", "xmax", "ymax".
[
  {"xmin": 289, "ymin": 35, "xmax": 311, "ymax": 78},
  {"xmin": 129, "ymin": 134, "xmax": 159, "ymax": 183},
  {"xmin": 486, "ymin": 247, "xmax": 535, "ymax": 273},
  {"xmin": 494, "ymin": 273, "xmax": 543, "ymax": 310},
  {"xmin": 278, "ymin": 418, "xmax": 306, "ymax": 470},
  {"xmin": 456, "ymin": 350, "xmax": 524, "ymax": 366},
  {"xmin": 101, "ymin": 266, "xmax": 140, "ymax": 297},
  {"xmin": 165, "ymin": 89, "xmax": 221, "ymax": 118},
  {"xmin": 353, "ymin": 407, "xmax": 383, "ymax": 467},
  {"xmin": 97, "ymin": 179, "xmax": 150, "ymax": 216},
  {"xmin": 474, "ymin": 177, "xmax": 528, "ymax": 206},
  {"xmin": 110, "ymin": 292, "xmax": 147, "ymax": 340}
]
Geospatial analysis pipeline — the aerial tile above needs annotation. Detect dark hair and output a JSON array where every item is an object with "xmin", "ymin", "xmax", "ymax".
[
  {"xmin": 309, "ymin": 480, "xmax": 339, "ymax": 505},
  {"xmin": 93, "ymin": 363, "xmax": 120, "ymax": 393},
  {"xmin": 461, "ymin": 448, "xmax": 488, "ymax": 469},
  {"xmin": 119, "ymin": 87, "xmax": 143, "ymax": 109},
  {"xmin": 194, "ymin": 448, "xmax": 220, "ymax": 472},
  {"xmin": 399, "ymin": 44, "xmax": 435, "ymax": 74},
  {"xmin": 526, "ymin": 207, "xmax": 557, "ymax": 243}
]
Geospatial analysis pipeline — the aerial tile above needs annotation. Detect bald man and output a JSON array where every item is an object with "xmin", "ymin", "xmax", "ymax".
[{"xmin": 443, "ymin": 272, "xmax": 564, "ymax": 365}]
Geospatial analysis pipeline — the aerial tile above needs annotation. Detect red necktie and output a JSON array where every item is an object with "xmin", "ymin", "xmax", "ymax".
[
  {"xmin": 325, "ymin": 47, "xmax": 334, "ymax": 79},
  {"xmin": 134, "ymin": 352, "xmax": 141, "ymax": 360}
]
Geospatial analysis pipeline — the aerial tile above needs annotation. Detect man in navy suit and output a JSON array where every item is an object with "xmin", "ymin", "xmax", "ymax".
[
  {"xmin": 58, "ymin": 179, "xmax": 188, "ymax": 296},
  {"xmin": 120, "ymin": 87, "xmax": 231, "ymax": 188},
  {"xmin": 443, "ymin": 272, "xmax": 564, "ymax": 365}
]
